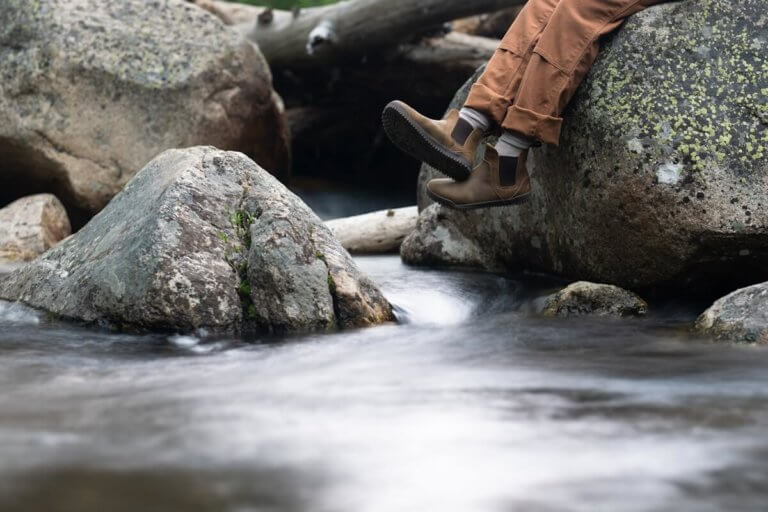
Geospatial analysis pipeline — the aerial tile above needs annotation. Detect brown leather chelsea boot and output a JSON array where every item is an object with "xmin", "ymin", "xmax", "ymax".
[
  {"xmin": 382, "ymin": 100, "xmax": 485, "ymax": 181},
  {"xmin": 426, "ymin": 145, "xmax": 531, "ymax": 210}
]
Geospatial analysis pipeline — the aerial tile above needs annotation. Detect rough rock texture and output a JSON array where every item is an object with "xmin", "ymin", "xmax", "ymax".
[
  {"xmin": 539, "ymin": 281, "xmax": 648, "ymax": 318},
  {"xmin": 406, "ymin": 0, "xmax": 768, "ymax": 292},
  {"xmin": 189, "ymin": 0, "xmax": 259, "ymax": 26},
  {"xmin": 0, "ymin": 147, "xmax": 392, "ymax": 333},
  {"xmin": 0, "ymin": 194, "xmax": 71, "ymax": 261},
  {"xmin": 0, "ymin": 0, "xmax": 290, "ymax": 216},
  {"xmin": 695, "ymin": 283, "xmax": 768, "ymax": 344}
]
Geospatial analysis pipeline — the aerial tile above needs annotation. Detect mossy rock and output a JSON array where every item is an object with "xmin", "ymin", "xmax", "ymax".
[{"xmin": 407, "ymin": 0, "xmax": 768, "ymax": 292}]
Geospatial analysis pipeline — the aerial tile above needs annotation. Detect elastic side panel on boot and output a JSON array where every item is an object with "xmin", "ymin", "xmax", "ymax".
[
  {"xmin": 451, "ymin": 118, "xmax": 474, "ymax": 146},
  {"xmin": 498, "ymin": 156, "xmax": 519, "ymax": 187}
]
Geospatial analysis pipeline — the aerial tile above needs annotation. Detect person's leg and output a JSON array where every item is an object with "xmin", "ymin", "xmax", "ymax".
[
  {"xmin": 381, "ymin": 0, "xmax": 560, "ymax": 182},
  {"xmin": 461, "ymin": 0, "xmax": 562, "ymax": 133},
  {"xmin": 501, "ymin": 0, "xmax": 668, "ymax": 145},
  {"xmin": 428, "ymin": 0, "xmax": 669, "ymax": 209}
]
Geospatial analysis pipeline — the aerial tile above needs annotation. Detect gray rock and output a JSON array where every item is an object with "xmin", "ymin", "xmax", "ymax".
[
  {"xmin": 695, "ymin": 283, "xmax": 768, "ymax": 344},
  {"xmin": 406, "ymin": 0, "xmax": 768, "ymax": 292},
  {"xmin": 0, "ymin": 194, "xmax": 71, "ymax": 261},
  {"xmin": 0, "ymin": 147, "xmax": 392, "ymax": 334},
  {"xmin": 539, "ymin": 281, "xmax": 648, "ymax": 318},
  {"xmin": 0, "ymin": 0, "xmax": 290, "ymax": 214}
]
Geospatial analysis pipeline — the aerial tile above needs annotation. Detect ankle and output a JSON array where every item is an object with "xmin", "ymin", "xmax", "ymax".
[
  {"xmin": 496, "ymin": 131, "xmax": 534, "ymax": 159},
  {"xmin": 458, "ymin": 108, "xmax": 491, "ymax": 133}
]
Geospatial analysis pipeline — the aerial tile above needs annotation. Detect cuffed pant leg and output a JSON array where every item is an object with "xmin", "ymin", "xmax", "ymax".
[
  {"xmin": 463, "ymin": 0, "xmax": 562, "ymax": 127},
  {"xmin": 502, "ymin": 0, "xmax": 670, "ymax": 145}
]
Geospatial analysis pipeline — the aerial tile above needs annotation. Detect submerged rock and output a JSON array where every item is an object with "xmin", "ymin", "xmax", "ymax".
[
  {"xmin": 407, "ymin": 0, "xmax": 768, "ymax": 292},
  {"xmin": 695, "ymin": 284, "xmax": 768, "ymax": 344},
  {"xmin": 0, "ymin": 194, "xmax": 71, "ymax": 262},
  {"xmin": 0, "ymin": 147, "xmax": 392, "ymax": 334},
  {"xmin": 0, "ymin": 0, "xmax": 290, "ymax": 215},
  {"xmin": 539, "ymin": 281, "xmax": 648, "ymax": 318}
]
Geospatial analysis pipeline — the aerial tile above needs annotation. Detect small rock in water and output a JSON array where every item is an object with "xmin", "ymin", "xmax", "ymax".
[
  {"xmin": 695, "ymin": 283, "xmax": 768, "ymax": 344},
  {"xmin": 539, "ymin": 281, "xmax": 648, "ymax": 318}
]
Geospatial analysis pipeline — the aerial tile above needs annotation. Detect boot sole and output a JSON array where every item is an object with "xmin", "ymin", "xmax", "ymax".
[
  {"xmin": 426, "ymin": 189, "xmax": 531, "ymax": 210},
  {"xmin": 382, "ymin": 102, "xmax": 472, "ymax": 182}
]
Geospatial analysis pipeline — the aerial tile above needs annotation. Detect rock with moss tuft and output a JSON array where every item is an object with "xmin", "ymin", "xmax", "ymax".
[
  {"xmin": 407, "ymin": 0, "xmax": 768, "ymax": 292},
  {"xmin": 539, "ymin": 282, "xmax": 648, "ymax": 318},
  {"xmin": 0, "ymin": 0, "xmax": 290, "ymax": 215},
  {"xmin": 0, "ymin": 147, "xmax": 392, "ymax": 334}
]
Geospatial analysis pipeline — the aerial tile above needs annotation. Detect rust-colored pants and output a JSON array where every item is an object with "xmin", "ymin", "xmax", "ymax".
[{"xmin": 464, "ymin": 0, "xmax": 668, "ymax": 145}]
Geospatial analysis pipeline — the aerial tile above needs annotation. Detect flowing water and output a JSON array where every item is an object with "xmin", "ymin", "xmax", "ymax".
[{"xmin": 1, "ymin": 253, "xmax": 767, "ymax": 512}]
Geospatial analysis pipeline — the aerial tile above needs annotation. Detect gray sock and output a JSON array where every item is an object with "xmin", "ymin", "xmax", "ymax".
[
  {"xmin": 458, "ymin": 108, "xmax": 491, "ymax": 133},
  {"xmin": 496, "ymin": 131, "xmax": 534, "ymax": 158}
]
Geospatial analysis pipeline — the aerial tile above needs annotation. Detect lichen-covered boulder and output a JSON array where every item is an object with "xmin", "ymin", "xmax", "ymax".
[
  {"xmin": 0, "ymin": 0, "xmax": 290, "ymax": 215},
  {"xmin": 0, "ymin": 147, "xmax": 392, "ymax": 334},
  {"xmin": 695, "ymin": 283, "xmax": 768, "ymax": 344},
  {"xmin": 406, "ymin": 0, "xmax": 768, "ymax": 292},
  {"xmin": 0, "ymin": 194, "xmax": 71, "ymax": 262},
  {"xmin": 539, "ymin": 281, "xmax": 648, "ymax": 318}
]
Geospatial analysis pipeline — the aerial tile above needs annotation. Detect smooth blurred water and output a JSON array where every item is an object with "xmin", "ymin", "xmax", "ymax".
[{"xmin": 1, "ymin": 256, "xmax": 767, "ymax": 512}]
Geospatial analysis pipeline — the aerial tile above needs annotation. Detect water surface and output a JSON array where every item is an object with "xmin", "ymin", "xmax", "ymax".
[{"xmin": 0, "ymin": 256, "xmax": 766, "ymax": 512}]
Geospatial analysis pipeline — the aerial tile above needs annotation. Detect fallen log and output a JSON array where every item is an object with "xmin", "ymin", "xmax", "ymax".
[
  {"xmin": 325, "ymin": 206, "xmax": 418, "ymax": 254},
  {"xmin": 452, "ymin": 7, "xmax": 523, "ymax": 39},
  {"xmin": 283, "ymin": 32, "xmax": 499, "ymax": 185},
  {"xmin": 280, "ymin": 31, "xmax": 498, "ymax": 111},
  {"xmin": 244, "ymin": 0, "xmax": 525, "ymax": 68}
]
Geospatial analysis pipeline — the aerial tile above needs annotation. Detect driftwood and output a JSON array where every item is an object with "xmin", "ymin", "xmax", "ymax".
[
  {"xmin": 325, "ymin": 206, "xmax": 418, "ymax": 254},
  {"xmin": 282, "ymin": 32, "xmax": 498, "ymax": 112},
  {"xmin": 244, "ymin": 0, "xmax": 525, "ymax": 68},
  {"xmin": 283, "ymin": 32, "xmax": 498, "ymax": 185}
]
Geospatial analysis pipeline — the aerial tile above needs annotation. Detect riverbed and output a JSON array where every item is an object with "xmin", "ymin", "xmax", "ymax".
[{"xmin": 1, "ymin": 252, "xmax": 767, "ymax": 511}]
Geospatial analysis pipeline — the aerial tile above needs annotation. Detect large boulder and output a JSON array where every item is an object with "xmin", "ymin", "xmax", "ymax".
[
  {"xmin": 405, "ymin": 0, "xmax": 768, "ymax": 292},
  {"xmin": 0, "ymin": 0, "xmax": 290, "ymax": 216},
  {"xmin": 695, "ymin": 283, "xmax": 768, "ymax": 344},
  {"xmin": 0, "ymin": 194, "xmax": 71, "ymax": 262},
  {"xmin": 0, "ymin": 147, "xmax": 392, "ymax": 334}
]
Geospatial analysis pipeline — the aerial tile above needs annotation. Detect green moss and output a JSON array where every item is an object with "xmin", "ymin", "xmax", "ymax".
[
  {"xmin": 226, "ymin": 208, "xmax": 258, "ymax": 324},
  {"xmin": 238, "ymin": 281, "xmax": 252, "ymax": 297}
]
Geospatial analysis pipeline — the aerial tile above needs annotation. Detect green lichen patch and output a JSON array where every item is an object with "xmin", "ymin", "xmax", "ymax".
[{"xmin": 573, "ymin": 0, "xmax": 767, "ymax": 175}]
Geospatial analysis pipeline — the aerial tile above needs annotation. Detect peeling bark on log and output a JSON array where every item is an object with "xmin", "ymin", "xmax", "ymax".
[
  {"xmin": 244, "ymin": 0, "xmax": 525, "ymax": 68},
  {"xmin": 325, "ymin": 207, "xmax": 418, "ymax": 254}
]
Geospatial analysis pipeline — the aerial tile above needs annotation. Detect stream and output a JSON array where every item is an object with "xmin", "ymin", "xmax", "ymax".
[{"xmin": 1, "ymin": 189, "xmax": 768, "ymax": 511}]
